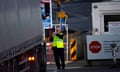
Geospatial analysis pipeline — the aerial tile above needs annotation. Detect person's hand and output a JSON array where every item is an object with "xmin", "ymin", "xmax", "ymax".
[{"xmin": 52, "ymin": 32, "xmax": 56, "ymax": 36}]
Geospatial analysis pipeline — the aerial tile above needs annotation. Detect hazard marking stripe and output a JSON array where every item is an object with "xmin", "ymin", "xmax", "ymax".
[
  {"xmin": 71, "ymin": 49, "xmax": 76, "ymax": 58},
  {"xmin": 71, "ymin": 44, "xmax": 77, "ymax": 60},
  {"xmin": 70, "ymin": 39, "xmax": 77, "ymax": 61},
  {"xmin": 70, "ymin": 40, "xmax": 75, "ymax": 49},
  {"xmin": 70, "ymin": 46, "xmax": 76, "ymax": 54},
  {"xmin": 71, "ymin": 54, "xmax": 77, "ymax": 61},
  {"xmin": 70, "ymin": 40, "xmax": 76, "ymax": 54}
]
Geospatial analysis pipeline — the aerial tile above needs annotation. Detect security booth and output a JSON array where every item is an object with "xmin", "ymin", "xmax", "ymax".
[{"xmin": 86, "ymin": 2, "xmax": 120, "ymax": 66}]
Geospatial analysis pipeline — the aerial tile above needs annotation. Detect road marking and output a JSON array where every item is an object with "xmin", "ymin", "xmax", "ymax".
[
  {"xmin": 47, "ymin": 66, "xmax": 110, "ymax": 71},
  {"xmin": 66, "ymin": 66, "xmax": 83, "ymax": 69},
  {"xmin": 47, "ymin": 66, "xmax": 83, "ymax": 70},
  {"xmin": 47, "ymin": 61, "xmax": 72, "ymax": 64}
]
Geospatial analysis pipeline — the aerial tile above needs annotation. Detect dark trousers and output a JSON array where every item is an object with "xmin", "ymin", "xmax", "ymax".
[{"xmin": 53, "ymin": 47, "xmax": 65, "ymax": 69}]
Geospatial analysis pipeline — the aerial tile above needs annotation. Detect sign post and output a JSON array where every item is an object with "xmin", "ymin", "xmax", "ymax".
[{"xmin": 110, "ymin": 42, "xmax": 118, "ymax": 65}]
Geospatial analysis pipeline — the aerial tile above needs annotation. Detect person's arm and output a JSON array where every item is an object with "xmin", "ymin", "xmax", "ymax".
[
  {"xmin": 49, "ymin": 37, "xmax": 53, "ymax": 42},
  {"xmin": 56, "ymin": 33, "xmax": 64, "ymax": 39},
  {"xmin": 50, "ymin": 32, "xmax": 57, "ymax": 42}
]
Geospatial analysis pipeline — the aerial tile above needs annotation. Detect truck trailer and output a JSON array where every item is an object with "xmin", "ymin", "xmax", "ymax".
[{"xmin": 0, "ymin": 0, "xmax": 46, "ymax": 72}]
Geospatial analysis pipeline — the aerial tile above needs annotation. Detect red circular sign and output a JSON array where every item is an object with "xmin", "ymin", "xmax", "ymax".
[{"xmin": 89, "ymin": 41, "xmax": 101, "ymax": 53}]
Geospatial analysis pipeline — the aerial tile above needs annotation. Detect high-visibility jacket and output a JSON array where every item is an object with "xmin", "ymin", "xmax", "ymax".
[
  {"xmin": 57, "ymin": 38, "xmax": 64, "ymax": 48},
  {"xmin": 56, "ymin": 33, "xmax": 64, "ymax": 48},
  {"xmin": 53, "ymin": 35, "xmax": 59, "ymax": 47}
]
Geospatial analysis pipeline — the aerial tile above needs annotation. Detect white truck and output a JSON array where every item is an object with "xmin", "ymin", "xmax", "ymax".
[
  {"xmin": 86, "ymin": 2, "xmax": 120, "ymax": 65},
  {"xmin": 0, "ymin": 0, "xmax": 46, "ymax": 72}
]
